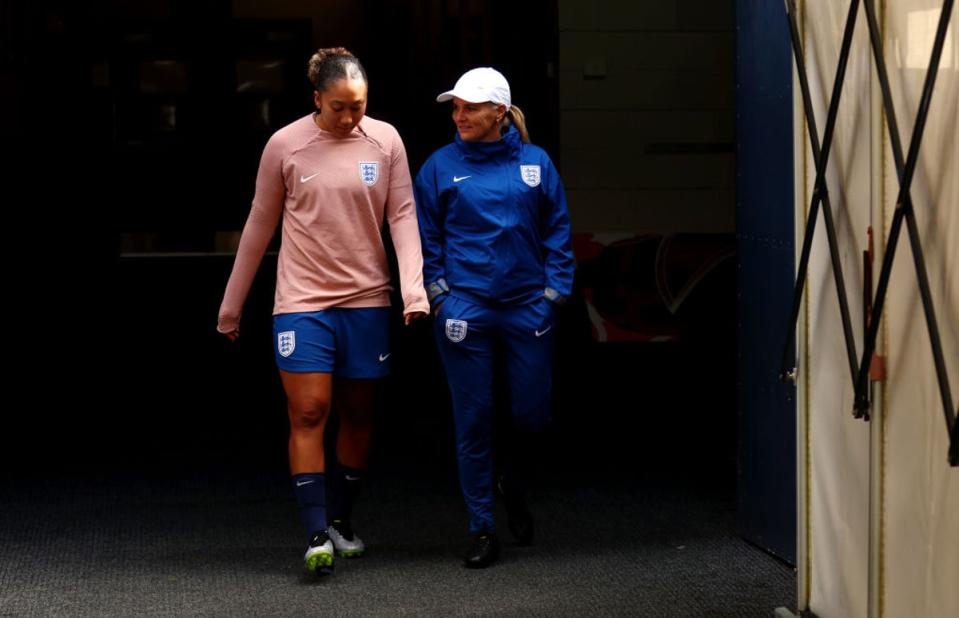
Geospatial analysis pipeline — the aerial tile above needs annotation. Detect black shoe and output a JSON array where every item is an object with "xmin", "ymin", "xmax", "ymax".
[
  {"xmin": 496, "ymin": 476, "xmax": 534, "ymax": 546},
  {"xmin": 463, "ymin": 531, "xmax": 500, "ymax": 568}
]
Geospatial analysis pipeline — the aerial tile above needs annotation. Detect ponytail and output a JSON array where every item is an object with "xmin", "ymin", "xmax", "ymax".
[{"xmin": 506, "ymin": 105, "xmax": 530, "ymax": 143}]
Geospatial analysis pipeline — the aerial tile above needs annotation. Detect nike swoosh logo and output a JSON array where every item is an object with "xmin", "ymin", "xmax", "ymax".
[
  {"xmin": 345, "ymin": 475, "xmax": 362, "ymax": 481},
  {"xmin": 379, "ymin": 353, "xmax": 390, "ymax": 362},
  {"xmin": 535, "ymin": 326, "xmax": 553, "ymax": 337},
  {"xmin": 300, "ymin": 172, "xmax": 320, "ymax": 183},
  {"xmin": 296, "ymin": 479, "xmax": 315, "ymax": 487},
  {"xmin": 453, "ymin": 175, "xmax": 471, "ymax": 183}
]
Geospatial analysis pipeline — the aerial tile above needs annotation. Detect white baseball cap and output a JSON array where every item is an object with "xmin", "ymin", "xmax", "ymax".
[{"xmin": 436, "ymin": 67, "xmax": 511, "ymax": 107}]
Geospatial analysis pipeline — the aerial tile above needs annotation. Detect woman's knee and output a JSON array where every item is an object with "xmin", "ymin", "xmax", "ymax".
[
  {"xmin": 454, "ymin": 415, "xmax": 492, "ymax": 454},
  {"xmin": 338, "ymin": 404, "xmax": 373, "ymax": 430},
  {"xmin": 289, "ymin": 398, "xmax": 331, "ymax": 430}
]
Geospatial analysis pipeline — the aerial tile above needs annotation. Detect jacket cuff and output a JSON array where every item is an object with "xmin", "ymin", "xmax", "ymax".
[
  {"xmin": 544, "ymin": 286, "xmax": 567, "ymax": 306},
  {"xmin": 427, "ymin": 278, "xmax": 450, "ymax": 304}
]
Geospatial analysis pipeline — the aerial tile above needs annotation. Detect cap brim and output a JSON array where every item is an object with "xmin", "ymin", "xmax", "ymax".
[{"xmin": 435, "ymin": 89, "xmax": 490, "ymax": 104}]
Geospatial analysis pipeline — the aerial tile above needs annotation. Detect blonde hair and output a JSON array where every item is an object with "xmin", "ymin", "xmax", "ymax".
[{"xmin": 505, "ymin": 105, "xmax": 530, "ymax": 143}]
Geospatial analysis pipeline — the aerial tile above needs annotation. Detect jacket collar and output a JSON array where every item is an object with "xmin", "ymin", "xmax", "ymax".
[{"xmin": 454, "ymin": 125, "xmax": 522, "ymax": 162}]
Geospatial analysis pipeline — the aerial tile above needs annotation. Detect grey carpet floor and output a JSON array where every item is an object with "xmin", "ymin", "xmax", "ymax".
[{"xmin": 0, "ymin": 473, "xmax": 794, "ymax": 617}]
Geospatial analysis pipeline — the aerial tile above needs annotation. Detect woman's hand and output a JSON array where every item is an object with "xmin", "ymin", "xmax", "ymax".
[
  {"xmin": 217, "ymin": 315, "xmax": 241, "ymax": 342},
  {"xmin": 404, "ymin": 311, "xmax": 428, "ymax": 326}
]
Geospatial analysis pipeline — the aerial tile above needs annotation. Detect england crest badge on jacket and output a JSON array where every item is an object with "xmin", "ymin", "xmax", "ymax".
[{"xmin": 520, "ymin": 164, "xmax": 541, "ymax": 187}]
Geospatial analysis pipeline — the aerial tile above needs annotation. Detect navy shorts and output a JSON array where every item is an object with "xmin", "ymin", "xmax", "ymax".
[{"xmin": 272, "ymin": 307, "xmax": 391, "ymax": 378}]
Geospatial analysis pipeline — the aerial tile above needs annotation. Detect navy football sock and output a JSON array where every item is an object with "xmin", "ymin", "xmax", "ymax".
[{"xmin": 292, "ymin": 473, "xmax": 327, "ymax": 542}]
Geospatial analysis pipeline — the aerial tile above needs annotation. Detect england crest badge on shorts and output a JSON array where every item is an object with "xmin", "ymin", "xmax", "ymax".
[
  {"xmin": 520, "ymin": 164, "xmax": 541, "ymax": 187},
  {"xmin": 445, "ymin": 319, "xmax": 468, "ymax": 343},
  {"xmin": 359, "ymin": 161, "xmax": 379, "ymax": 186},
  {"xmin": 278, "ymin": 331, "xmax": 296, "ymax": 357}
]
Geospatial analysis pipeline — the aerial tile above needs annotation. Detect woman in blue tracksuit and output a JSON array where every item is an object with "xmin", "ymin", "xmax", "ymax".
[{"xmin": 414, "ymin": 67, "xmax": 575, "ymax": 568}]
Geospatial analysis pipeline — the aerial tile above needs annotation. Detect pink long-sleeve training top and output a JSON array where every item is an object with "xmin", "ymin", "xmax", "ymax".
[{"xmin": 217, "ymin": 113, "xmax": 429, "ymax": 334}]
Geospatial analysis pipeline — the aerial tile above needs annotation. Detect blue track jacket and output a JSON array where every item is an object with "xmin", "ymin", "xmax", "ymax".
[{"xmin": 414, "ymin": 126, "xmax": 575, "ymax": 307}]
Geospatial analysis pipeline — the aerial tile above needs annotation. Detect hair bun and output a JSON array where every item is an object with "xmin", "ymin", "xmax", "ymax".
[
  {"xmin": 307, "ymin": 47, "xmax": 366, "ymax": 91},
  {"xmin": 312, "ymin": 47, "xmax": 352, "ymax": 63}
]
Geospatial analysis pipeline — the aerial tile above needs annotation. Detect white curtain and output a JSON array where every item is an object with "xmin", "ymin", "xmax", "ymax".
[
  {"xmin": 881, "ymin": 2, "xmax": 959, "ymax": 617},
  {"xmin": 799, "ymin": 1, "xmax": 958, "ymax": 616}
]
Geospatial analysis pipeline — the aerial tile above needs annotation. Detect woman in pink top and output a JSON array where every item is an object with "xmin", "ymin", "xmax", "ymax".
[{"xmin": 217, "ymin": 47, "xmax": 429, "ymax": 574}]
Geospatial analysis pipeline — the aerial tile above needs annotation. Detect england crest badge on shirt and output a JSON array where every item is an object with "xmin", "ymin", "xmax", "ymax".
[
  {"xmin": 359, "ymin": 161, "xmax": 379, "ymax": 186},
  {"xmin": 445, "ymin": 319, "xmax": 468, "ymax": 343},
  {"xmin": 520, "ymin": 164, "xmax": 541, "ymax": 187},
  {"xmin": 278, "ymin": 331, "xmax": 296, "ymax": 357}
]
